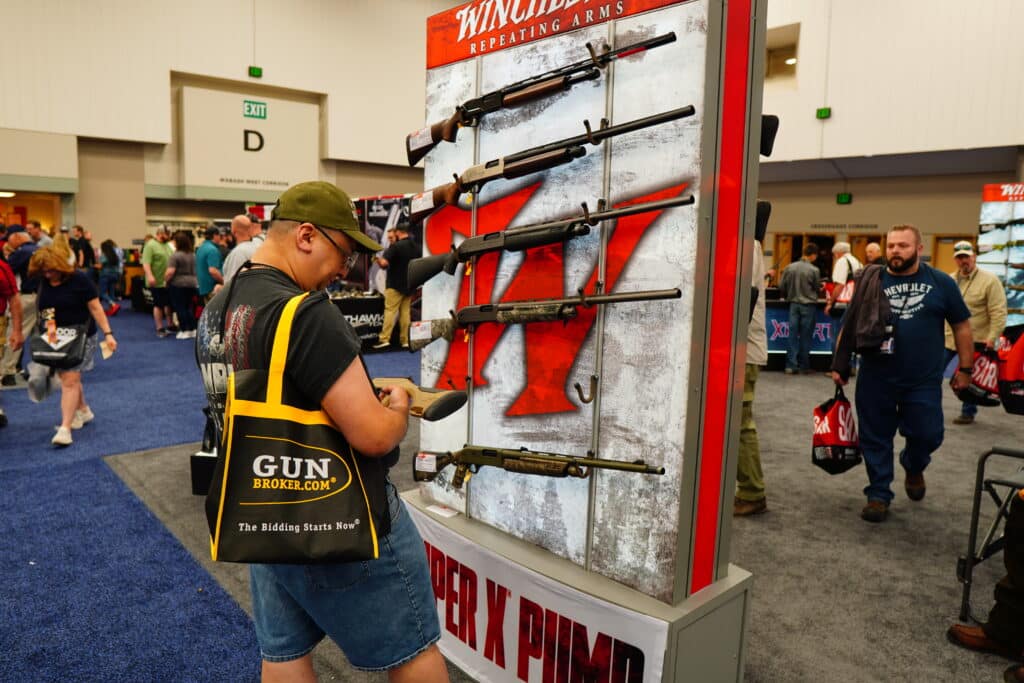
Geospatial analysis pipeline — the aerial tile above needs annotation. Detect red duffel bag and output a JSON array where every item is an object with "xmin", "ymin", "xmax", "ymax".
[
  {"xmin": 812, "ymin": 386, "xmax": 863, "ymax": 475},
  {"xmin": 952, "ymin": 347, "xmax": 1001, "ymax": 407}
]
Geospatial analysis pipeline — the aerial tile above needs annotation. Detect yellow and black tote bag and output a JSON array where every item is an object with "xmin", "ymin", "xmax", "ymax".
[{"xmin": 206, "ymin": 293, "xmax": 388, "ymax": 563}]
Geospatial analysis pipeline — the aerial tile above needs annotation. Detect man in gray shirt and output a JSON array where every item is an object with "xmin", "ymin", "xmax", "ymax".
[{"xmin": 779, "ymin": 243, "xmax": 821, "ymax": 374}]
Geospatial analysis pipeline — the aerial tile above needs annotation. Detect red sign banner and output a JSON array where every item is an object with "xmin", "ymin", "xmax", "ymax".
[
  {"xmin": 982, "ymin": 183, "xmax": 1024, "ymax": 202},
  {"xmin": 426, "ymin": 0, "xmax": 683, "ymax": 68}
]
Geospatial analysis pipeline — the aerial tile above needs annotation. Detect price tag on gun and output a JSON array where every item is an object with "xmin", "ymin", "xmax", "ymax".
[{"xmin": 372, "ymin": 377, "xmax": 467, "ymax": 422}]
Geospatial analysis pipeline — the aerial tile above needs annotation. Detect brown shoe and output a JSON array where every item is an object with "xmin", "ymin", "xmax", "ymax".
[
  {"xmin": 861, "ymin": 500, "xmax": 889, "ymax": 523},
  {"xmin": 905, "ymin": 471, "xmax": 926, "ymax": 501},
  {"xmin": 733, "ymin": 497, "xmax": 767, "ymax": 516},
  {"xmin": 953, "ymin": 414, "xmax": 974, "ymax": 425},
  {"xmin": 946, "ymin": 624, "xmax": 1021, "ymax": 660},
  {"xmin": 1006, "ymin": 664, "xmax": 1024, "ymax": 682}
]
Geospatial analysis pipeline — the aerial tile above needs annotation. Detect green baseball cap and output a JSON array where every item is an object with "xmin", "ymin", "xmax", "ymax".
[{"xmin": 272, "ymin": 181, "xmax": 383, "ymax": 253}]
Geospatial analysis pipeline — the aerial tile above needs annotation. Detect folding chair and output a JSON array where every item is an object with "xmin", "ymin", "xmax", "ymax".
[{"xmin": 957, "ymin": 446, "xmax": 1024, "ymax": 622}]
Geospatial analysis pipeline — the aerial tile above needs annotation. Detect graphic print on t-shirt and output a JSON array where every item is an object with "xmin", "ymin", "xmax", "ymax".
[{"xmin": 885, "ymin": 281, "xmax": 934, "ymax": 320}]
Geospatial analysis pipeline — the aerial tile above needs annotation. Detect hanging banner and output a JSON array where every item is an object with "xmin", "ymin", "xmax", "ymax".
[{"xmin": 409, "ymin": 505, "xmax": 669, "ymax": 683}]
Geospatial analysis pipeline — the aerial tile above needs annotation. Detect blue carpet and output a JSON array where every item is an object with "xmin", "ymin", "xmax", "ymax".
[{"xmin": 0, "ymin": 304, "xmax": 422, "ymax": 681}]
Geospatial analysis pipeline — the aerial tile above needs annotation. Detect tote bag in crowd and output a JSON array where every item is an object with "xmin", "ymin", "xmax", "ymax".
[
  {"xmin": 206, "ymin": 292, "xmax": 389, "ymax": 563},
  {"xmin": 812, "ymin": 386, "xmax": 863, "ymax": 475},
  {"xmin": 29, "ymin": 320, "xmax": 89, "ymax": 369},
  {"xmin": 998, "ymin": 333, "xmax": 1024, "ymax": 415},
  {"xmin": 949, "ymin": 347, "xmax": 1001, "ymax": 407}
]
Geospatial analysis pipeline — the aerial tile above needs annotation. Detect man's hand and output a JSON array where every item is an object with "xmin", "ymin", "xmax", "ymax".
[
  {"xmin": 951, "ymin": 370, "xmax": 972, "ymax": 392},
  {"xmin": 9, "ymin": 329, "xmax": 24, "ymax": 352},
  {"xmin": 377, "ymin": 385, "xmax": 410, "ymax": 413},
  {"xmin": 146, "ymin": 275, "xmax": 156, "ymax": 286},
  {"xmin": 824, "ymin": 302, "xmax": 832, "ymax": 315},
  {"xmin": 831, "ymin": 371, "xmax": 847, "ymax": 386}
]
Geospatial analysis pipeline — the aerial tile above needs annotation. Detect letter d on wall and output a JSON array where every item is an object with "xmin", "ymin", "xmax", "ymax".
[{"xmin": 244, "ymin": 129, "xmax": 264, "ymax": 152}]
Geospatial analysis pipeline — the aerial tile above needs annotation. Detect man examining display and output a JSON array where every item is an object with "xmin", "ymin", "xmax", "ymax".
[
  {"xmin": 944, "ymin": 240, "xmax": 1007, "ymax": 425},
  {"xmin": 195, "ymin": 181, "xmax": 448, "ymax": 683}
]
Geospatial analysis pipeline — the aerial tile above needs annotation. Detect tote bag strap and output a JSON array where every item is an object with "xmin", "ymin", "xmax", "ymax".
[{"xmin": 265, "ymin": 292, "xmax": 310, "ymax": 406}]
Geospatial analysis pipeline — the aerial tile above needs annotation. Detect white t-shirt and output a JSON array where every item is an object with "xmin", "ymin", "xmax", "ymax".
[
  {"xmin": 832, "ymin": 253, "xmax": 862, "ymax": 284},
  {"xmin": 747, "ymin": 240, "xmax": 768, "ymax": 366}
]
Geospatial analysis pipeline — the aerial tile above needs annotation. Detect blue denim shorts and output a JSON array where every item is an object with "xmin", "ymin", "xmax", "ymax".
[{"xmin": 249, "ymin": 484, "xmax": 440, "ymax": 670}]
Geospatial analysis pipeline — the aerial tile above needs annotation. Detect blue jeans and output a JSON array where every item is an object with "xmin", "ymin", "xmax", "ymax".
[
  {"xmin": 855, "ymin": 370, "xmax": 944, "ymax": 504},
  {"xmin": 98, "ymin": 272, "xmax": 119, "ymax": 309},
  {"xmin": 943, "ymin": 348, "xmax": 977, "ymax": 418},
  {"xmin": 787, "ymin": 302, "xmax": 816, "ymax": 371}
]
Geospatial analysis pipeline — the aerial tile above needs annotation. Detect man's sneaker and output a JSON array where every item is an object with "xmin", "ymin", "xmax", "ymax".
[
  {"xmin": 733, "ymin": 497, "xmax": 767, "ymax": 516},
  {"xmin": 187, "ymin": 330, "xmax": 197, "ymax": 339},
  {"xmin": 953, "ymin": 414, "xmax": 975, "ymax": 425},
  {"xmin": 861, "ymin": 500, "xmax": 889, "ymax": 523},
  {"xmin": 52, "ymin": 426, "xmax": 73, "ymax": 447},
  {"xmin": 71, "ymin": 407, "xmax": 95, "ymax": 430},
  {"xmin": 400, "ymin": 342, "xmax": 410, "ymax": 349},
  {"xmin": 175, "ymin": 331, "xmax": 190, "ymax": 339},
  {"xmin": 0, "ymin": 409, "xmax": 7, "ymax": 428},
  {"xmin": 107, "ymin": 303, "xmax": 121, "ymax": 316},
  {"xmin": 1, "ymin": 374, "xmax": 16, "ymax": 387},
  {"xmin": 372, "ymin": 341, "xmax": 390, "ymax": 350},
  {"xmin": 905, "ymin": 471, "xmax": 926, "ymax": 501},
  {"xmin": 157, "ymin": 328, "xmax": 170, "ymax": 338},
  {"xmin": 784, "ymin": 368, "xmax": 796, "ymax": 375}
]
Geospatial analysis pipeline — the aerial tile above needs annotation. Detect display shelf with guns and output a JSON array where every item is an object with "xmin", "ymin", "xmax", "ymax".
[
  {"xmin": 408, "ymin": 287, "xmax": 681, "ymax": 352},
  {"xmin": 413, "ymin": 445, "xmax": 665, "ymax": 489},
  {"xmin": 407, "ymin": 105, "xmax": 695, "ymax": 224},
  {"xmin": 405, "ymin": 32, "xmax": 677, "ymax": 165},
  {"xmin": 406, "ymin": 193, "xmax": 695, "ymax": 290}
]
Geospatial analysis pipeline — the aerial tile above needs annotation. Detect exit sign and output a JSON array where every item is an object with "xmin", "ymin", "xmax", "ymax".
[
  {"xmin": 816, "ymin": 107, "xmax": 832, "ymax": 120},
  {"xmin": 244, "ymin": 100, "xmax": 267, "ymax": 119},
  {"xmin": 836, "ymin": 192, "xmax": 853, "ymax": 205}
]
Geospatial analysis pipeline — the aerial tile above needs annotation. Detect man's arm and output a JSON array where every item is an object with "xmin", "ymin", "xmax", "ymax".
[
  {"xmin": 950, "ymin": 319, "xmax": 974, "ymax": 391},
  {"xmin": 987, "ymin": 278, "xmax": 1008, "ymax": 346},
  {"xmin": 321, "ymin": 361, "xmax": 409, "ymax": 456},
  {"xmin": 7, "ymin": 293, "xmax": 23, "ymax": 351}
]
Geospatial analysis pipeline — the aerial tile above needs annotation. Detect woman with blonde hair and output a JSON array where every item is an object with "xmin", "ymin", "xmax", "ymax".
[
  {"xmin": 52, "ymin": 231, "xmax": 76, "ymax": 267},
  {"xmin": 27, "ymin": 246, "xmax": 117, "ymax": 447}
]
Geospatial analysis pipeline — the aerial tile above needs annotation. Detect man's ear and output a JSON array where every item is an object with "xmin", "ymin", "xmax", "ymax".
[{"xmin": 295, "ymin": 222, "xmax": 316, "ymax": 254}]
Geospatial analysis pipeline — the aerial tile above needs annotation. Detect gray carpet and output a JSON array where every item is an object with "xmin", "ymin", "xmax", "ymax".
[{"xmin": 106, "ymin": 370, "xmax": 1023, "ymax": 682}]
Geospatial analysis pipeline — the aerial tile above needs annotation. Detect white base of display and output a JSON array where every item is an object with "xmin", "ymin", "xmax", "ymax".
[{"xmin": 403, "ymin": 489, "xmax": 752, "ymax": 683}]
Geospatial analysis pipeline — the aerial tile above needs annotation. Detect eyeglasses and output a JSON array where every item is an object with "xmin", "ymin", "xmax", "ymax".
[{"xmin": 313, "ymin": 225, "xmax": 359, "ymax": 270}]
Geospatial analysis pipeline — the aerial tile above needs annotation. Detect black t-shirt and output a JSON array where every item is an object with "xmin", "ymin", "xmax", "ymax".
[
  {"xmin": 72, "ymin": 237, "xmax": 95, "ymax": 269},
  {"xmin": 382, "ymin": 237, "xmax": 420, "ymax": 294},
  {"xmin": 196, "ymin": 266, "xmax": 362, "ymax": 434},
  {"xmin": 37, "ymin": 271, "xmax": 100, "ymax": 335}
]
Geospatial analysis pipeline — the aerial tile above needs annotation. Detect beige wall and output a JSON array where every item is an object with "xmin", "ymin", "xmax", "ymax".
[
  {"xmin": 332, "ymin": 160, "xmax": 425, "ymax": 199},
  {"xmin": 759, "ymin": 172, "xmax": 1017, "ymax": 256},
  {"xmin": 76, "ymin": 139, "xmax": 147, "ymax": 246}
]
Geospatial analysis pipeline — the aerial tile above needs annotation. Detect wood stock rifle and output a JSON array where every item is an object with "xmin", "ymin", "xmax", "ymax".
[
  {"xmin": 405, "ymin": 32, "xmax": 677, "ymax": 165},
  {"xmin": 407, "ymin": 105, "xmax": 695, "ymax": 224}
]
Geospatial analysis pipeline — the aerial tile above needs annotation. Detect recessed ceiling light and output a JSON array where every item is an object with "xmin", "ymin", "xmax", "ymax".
[
  {"xmin": 0, "ymin": 191, "xmax": 15, "ymax": 198},
  {"xmin": 785, "ymin": 57, "xmax": 797, "ymax": 65}
]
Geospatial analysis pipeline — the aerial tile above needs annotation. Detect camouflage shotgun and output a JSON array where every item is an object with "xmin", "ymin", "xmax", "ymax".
[
  {"xmin": 408, "ymin": 287, "xmax": 681, "ymax": 351},
  {"xmin": 405, "ymin": 32, "xmax": 677, "ymax": 165},
  {"xmin": 406, "ymin": 193, "xmax": 694, "ymax": 290},
  {"xmin": 413, "ymin": 445, "xmax": 665, "ymax": 489},
  {"xmin": 407, "ymin": 105, "xmax": 695, "ymax": 224}
]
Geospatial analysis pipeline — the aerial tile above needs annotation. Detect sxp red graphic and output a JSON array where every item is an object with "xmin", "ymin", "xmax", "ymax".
[
  {"xmin": 424, "ymin": 181, "xmax": 688, "ymax": 416},
  {"xmin": 811, "ymin": 387, "xmax": 862, "ymax": 475}
]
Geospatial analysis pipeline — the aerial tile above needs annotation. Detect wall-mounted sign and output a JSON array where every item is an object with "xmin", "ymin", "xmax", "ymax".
[{"xmin": 181, "ymin": 87, "xmax": 319, "ymax": 197}]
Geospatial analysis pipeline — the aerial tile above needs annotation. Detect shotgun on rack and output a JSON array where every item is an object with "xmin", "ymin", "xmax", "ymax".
[
  {"xmin": 407, "ymin": 105, "xmax": 695, "ymax": 224},
  {"xmin": 406, "ymin": 193, "xmax": 694, "ymax": 289},
  {"xmin": 408, "ymin": 287, "xmax": 681, "ymax": 351},
  {"xmin": 413, "ymin": 445, "xmax": 665, "ymax": 489},
  {"xmin": 405, "ymin": 32, "xmax": 677, "ymax": 165}
]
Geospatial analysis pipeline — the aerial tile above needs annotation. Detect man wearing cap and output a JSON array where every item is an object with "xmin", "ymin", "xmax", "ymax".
[
  {"xmin": 220, "ymin": 214, "xmax": 264, "ymax": 285},
  {"xmin": 195, "ymin": 181, "xmax": 447, "ymax": 683},
  {"xmin": 832, "ymin": 224, "xmax": 974, "ymax": 523},
  {"xmin": 944, "ymin": 239, "xmax": 1007, "ymax": 424},
  {"xmin": 373, "ymin": 223, "xmax": 419, "ymax": 350},
  {"xmin": 195, "ymin": 226, "xmax": 226, "ymax": 302}
]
